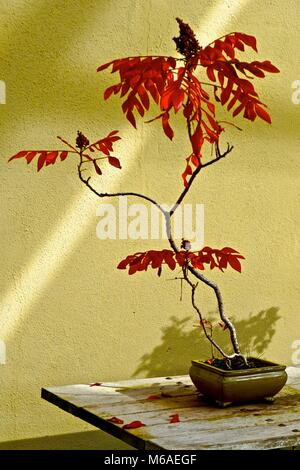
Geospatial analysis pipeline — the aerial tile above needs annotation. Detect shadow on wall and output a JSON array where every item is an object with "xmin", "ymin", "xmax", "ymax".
[{"xmin": 133, "ymin": 307, "xmax": 281, "ymax": 378}]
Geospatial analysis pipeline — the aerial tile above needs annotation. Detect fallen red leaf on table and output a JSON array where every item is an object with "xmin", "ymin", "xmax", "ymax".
[
  {"xmin": 107, "ymin": 416, "xmax": 124, "ymax": 424},
  {"xmin": 122, "ymin": 421, "xmax": 146, "ymax": 429},
  {"xmin": 169, "ymin": 413, "xmax": 180, "ymax": 423},
  {"xmin": 146, "ymin": 395, "xmax": 160, "ymax": 400}
]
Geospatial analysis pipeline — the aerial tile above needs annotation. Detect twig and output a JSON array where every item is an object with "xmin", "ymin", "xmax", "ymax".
[{"xmin": 182, "ymin": 267, "xmax": 228, "ymax": 357}]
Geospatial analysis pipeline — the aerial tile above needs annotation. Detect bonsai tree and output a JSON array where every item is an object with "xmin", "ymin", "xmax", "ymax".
[{"xmin": 9, "ymin": 19, "xmax": 279, "ymax": 370}]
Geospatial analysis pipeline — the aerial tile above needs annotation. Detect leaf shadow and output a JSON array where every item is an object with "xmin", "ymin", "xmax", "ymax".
[{"xmin": 133, "ymin": 307, "xmax": 281, "ymax": 378}]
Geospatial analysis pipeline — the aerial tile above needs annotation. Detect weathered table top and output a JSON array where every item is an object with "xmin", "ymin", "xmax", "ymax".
[{"xmin": 42, "ymin": 367, "xmax": 300, "ymax": 450}]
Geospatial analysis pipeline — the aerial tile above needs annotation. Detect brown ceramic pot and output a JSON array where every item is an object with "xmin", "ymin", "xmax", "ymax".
[{"xmin": 189, "ymin": 357, "xmax": 287, "ymax": 407}]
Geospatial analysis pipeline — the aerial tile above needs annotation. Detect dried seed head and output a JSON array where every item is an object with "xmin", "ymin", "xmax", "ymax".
[
  {"xmin": 76, "ymin": 131, "xmax": 90, "ymax": 150},
  {"xmin": 173, "ymin": 18, "xmax": 201, "ymax": 60},
  {"xmin": 181, "ymin": 239, "xmax": 192, "ymax": 251}
]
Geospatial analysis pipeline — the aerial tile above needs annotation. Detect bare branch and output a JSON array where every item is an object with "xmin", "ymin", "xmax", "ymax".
[
  {"xmin": 164, "ymin": 212, "xmax": 242, "ymax": 358},
  {"xmin": 201, "ymin": 141, "xmax": 233, "ymax": 169},
  {"xmin": 57, "ymin": 136, "xmax": 79, "ymax": 153},
  {"xmin": 182, "ymin": 267, "xmax": 229, "ymax": 358},
  {"xmin": 77, "ymin": 157, "xmax": 166, "ymax": 214},
  {"xmin": 170, "ymin": 141, "xmax": 233, "ymax": 216}
]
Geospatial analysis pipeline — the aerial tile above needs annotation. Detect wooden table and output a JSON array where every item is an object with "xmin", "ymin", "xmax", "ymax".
[{"xmin": 42, "ymin": 367, "xmax": 300, "ymax": 450}]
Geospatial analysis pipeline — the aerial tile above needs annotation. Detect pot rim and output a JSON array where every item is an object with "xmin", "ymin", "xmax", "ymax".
[{"xmin": 191, "ymin": 357, "xmax": 287, "ymax": 377}]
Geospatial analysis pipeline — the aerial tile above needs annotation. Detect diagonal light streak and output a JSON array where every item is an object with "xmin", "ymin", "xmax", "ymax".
[{"xmin": 0, "ymin": 0, "xmax": 249, "ymax": 341}]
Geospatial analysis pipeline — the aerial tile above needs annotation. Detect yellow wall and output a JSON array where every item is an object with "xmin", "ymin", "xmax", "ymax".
[{"xmin": 0, "ymin": 0, "xmax": 299, "ymax": 449}]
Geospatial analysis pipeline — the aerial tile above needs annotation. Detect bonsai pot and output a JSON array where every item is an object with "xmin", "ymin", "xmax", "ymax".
[{"xmin": 189, "ymin": 357, "xmax": 287, "ymax": 407}]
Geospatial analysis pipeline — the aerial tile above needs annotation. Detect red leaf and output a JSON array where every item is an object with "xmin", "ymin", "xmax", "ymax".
[
  {"xmin": 107, "ymin": 416, "xmax": 124, "ymax": 424},
  {"xmin": 45, "ymin": 151, "xmax": 59, "ymax": 166},
  {"xmin": 97, "ymin": 60, "xmax": 114, "ymax": 72},
  {"xmin": 204, "ymin": 112, "xmax": 221, "ymax": 132},
  {"xmin": 215, "ymin": 72, "xmax": 224, "ymax": 90},
  {"xmin": 227, "ymin": 88, "xmax": 242, "ymax": 111},
  {"xmin": 236, "ymin": 33, "xmax": 257, "ymax": 52},
  {"xmin": 25, "ymin": 151, "xmax": 37, "ymax": 164},
  {"xmin": 255, "ymin": 104, "xmax": 272, "ymax": 123},
  {"xmin": 60, "ymin": 151, "xmax": 68, "ymax": 161},
  {"xmin": 138, "ymin": 85, "xmax": 150, "ymax": 110},
  {"xmin": 234, "ymin": 38, "xmax": 245, "ymax": 51},
  {"xmin": 133, "ymin": 97, "xmax": 145, "ymax": 117},
  {"xmin": 122, "ymin": 421, "xmax": 146, "ymax": 430},
  {"xmin": 163, "ymin": 251, "xmax": 176, "ymax": 270},
  {"xmin": 88, "ymin": 131, "xmax": 121, "ymax": 157},
  {"xmin": 162, "ymin": 112, "xmax": 174, "ymax": 140},
  {"xmin": 98, "ymin": 142, "xmax": 110, "ymax": 155},
  {"xmin": 176, "ymin": 251, "xmax": 188, "ymax": 267},
  {"xmin": 206, "ymin": 66, "xmax": 216, "ymax": 82},
  {"xmin": 169, "ymin": 414, "xmax": 180, "ymax": 423},
  {"xmin": 255, "ymin": 60, "xmax": 279, "ymax": 73},
  {"xmin": 222, "ymin": 42, "xmax": 235, "ymax": 59},
  {"xmin": 244, "ymin": 101, "xmax": 256, "ymax": 121},
  {"xmin": 160, "ymin": 85, "xmax": 174, "ymax": 111},
  {"xmin": 144, "ymin": 79, "xmax": 159, "ymax": 104},
  {"xmin": 8, "ymin": 151, "xmax": 28, "ymax": 162},
  {"xmin": 238, "ymin": 79, "xmax": 257, "ymax": 96},
  {"xmin": 89, "ymin": 382, "xmax": 102, "ymax": 387},
  {"xmin": 150, "ymin": 251, "xmax": 164, "ymax": 269},
  {"xmin": 107, "ymin": 130, "xmax": 120, "ymax": 137},
  {"xmin": 220, "ymin": 247, "xmax": 241, "ymax": 254},
  {"xmin": 191, "ymin": 154, "xmax": 200, "ymax": 167},
  {"xmin": 206, "ymin": 358, "xmax": 214, "ymax": 365},
  {"xmin": 147, "ymin": 395, "xmax": 161, "ymax": 400},
  {"xmin": 201, "ymin": 120, "xmax": 218, "ymax": 143},
  {"xmin": 108, "ymin": 156, "xmax": 122, "ymax": 169},
  {"xmin": 117, "ymin": 255, "xmax": 133, "ymax": 270},
  {"xmin": 126, "ymin": 110, "xmax": 137, "ymax": 128},
  {"xmin": 128, "ymin": 262, "xmax": 140, "ymax": 275},
  {"xmin": 221, "ymin": 79, "xmax": 234, "ymax": 105},
  {"xmin": 246, "ymin": 64, "xmax": 265, "ymax": 78},
  {"xmin": 37, "ymin": 153, "xmax": 47, "ymax": 172},
  {"xmin": 93, "ymin": 160, "xmax": 102, "ymax": 175},
  {"xmin": 181, "ymin": 161, "xmax": 193, "ymax": 188},
  {"xmin": 171, "ymin": 88, "xmax": 185, "ymax": 113},
  {"xmin": 104, "ymin": 85, "xmax": 118, "ymax": 100},
  {"xmin": 227, "ymin": 256, "xmax": 242, "ymax": 272},
  {"xmin": 191, "ymin": 124, "xmax": 204, "ymax": 156},
  {"xmin": 232, "ymin": 102, "xmax": 245, "ymax": 117},
  {"xmin": 218, "ymin": 255, "xmax": 228, "ymax": 271}
]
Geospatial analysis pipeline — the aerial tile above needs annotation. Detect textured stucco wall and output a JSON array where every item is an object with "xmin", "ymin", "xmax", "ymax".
[{"xmin": 0, "ymin": 0, "xmax": 300, "ymax": 449}]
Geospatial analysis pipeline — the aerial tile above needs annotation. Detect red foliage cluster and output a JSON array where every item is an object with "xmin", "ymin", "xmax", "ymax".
[
  {"xmin": 8, "ymin": 149, "xmax": 69, "ymax": 172},
  {"xmin": 117, "ymin": 247, "xmax": 245, "ymax": 275},
  {"xmin": 98, "ymin": 23, "xmax": 278, "ymax": 187},
  {"xmin": 9, "ymin": 22, "xmax": 278, "ymax": 191},
  {"xmin": 8, "ymin": 130, "xmax": 122, "ymax": 175},
  {"xmin": 199, "ymin": 33, "xmax": 279, "ymax": 123},
  {"xmin": 98, "ymin": 56, "xmax": 221, "ymax": 152}
]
